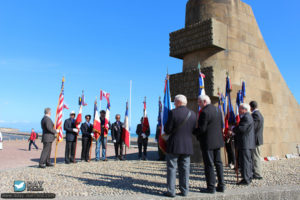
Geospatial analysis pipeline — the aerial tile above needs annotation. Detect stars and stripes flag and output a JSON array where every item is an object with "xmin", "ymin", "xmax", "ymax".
[
  {"xmin": 93, "ymin": 97, "xmax": 101, "ymax": 140},
  {"xmin": 122, "ymin": 101, "xmax": 130, "ymax": 148},
  {"xmin": 159, "ymin": 75, "xmax": 172, "ymax": 153},
  {"xmin": 55, "ymin": 77, "xmax": 65, "ymax": 143},
  {"xmin": 142, "ymin": 97, "xmax": 150, "ymax": 133}
]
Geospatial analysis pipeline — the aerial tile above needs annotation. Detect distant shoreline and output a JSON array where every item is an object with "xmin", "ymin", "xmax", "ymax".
[{"xmin": 0, "ymin": 127, "xmax": 157, "ymax": 146}]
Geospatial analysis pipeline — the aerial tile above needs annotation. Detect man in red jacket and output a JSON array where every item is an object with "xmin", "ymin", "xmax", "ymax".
[{"xmin": 28, "ymin": 128, "xmax": 38, "ymax": 151}]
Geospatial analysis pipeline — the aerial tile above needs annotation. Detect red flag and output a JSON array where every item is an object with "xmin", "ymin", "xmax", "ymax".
[
  {"xmin": 75, "ymin": 97, "xmax": 82, "ymax": 131},
  {"xmin": 93, "ymin": 98, "xmax": 101, "ymax": 140},
  {"xmin": 142, "ymin": 98, "xmax": 150, "ymax": 133}
]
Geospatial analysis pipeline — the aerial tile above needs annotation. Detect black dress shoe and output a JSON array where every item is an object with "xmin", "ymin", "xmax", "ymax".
[
  {"xmin": 163, "ymin": 192, "xmax": 175, "ymax": 198},
  {"xmin": 65, "ymin": 161, "xmax": 70, "ymax": 164},
  {"xmin": 39, "ymin": 164, "xmax": 46, "ymax": 168},
  {"xmin": 253, "ymin": 175, "xmax": 263, "ymax": 180},
  {"xmin": 200, "ymin": 188, "xmax": 216, "ymax": 194},
  {"xmin": 177, "ymin": 192, "xmax": 188, "ymax": 196},
  {"xmin": 216, "ymin": 186, "xmax": 225, "ymax": 193},
  {"xmin": 46, "ymin": 163, "xmax": 54, "ymax": 167},
  {"xmin": 237, "ymin": 180, "xmax": 250, "ymax": 186}
]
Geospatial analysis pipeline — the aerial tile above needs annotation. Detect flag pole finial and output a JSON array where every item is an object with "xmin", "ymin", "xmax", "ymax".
[
  {"xmin": 198, "ymin": 62, "xmax": 201, "ymax": 70},
  {"xmin": 226, "ymin": 71, "xmax": 229, "ymax": 77}
]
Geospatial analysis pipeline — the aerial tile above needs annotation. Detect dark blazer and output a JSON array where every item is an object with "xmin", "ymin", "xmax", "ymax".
[
  {"xmin": 111, "ymin": 121, "xmax": 124, "ymax": 142},
  {"xmin": 194, "ymin": 104, "xmax": 224, "ymax": 150},
  {"xmin": 164, "ymin": 106, "xmax": 196, "ymax": 155},
  {"xmin": 41, "ymin": 116, "xmax": 56, "ymax": 143},
  {"xmin": 252, "ymin": 110, "xmax": 264, "ymax": 146},
  {"xmin": 136, "ymin": 123, "xmax": 150, "ymax": 143},
  {"xmin": 80, "ymin": 122, "xmax": 93, "ymax": 138},
  {"xmin": 233, "ymin": 112, "xmax": 256, "ymax": 150},
  {"xmin": 64, "ymin": 118, "xmax": 77, "ymax": 142}
]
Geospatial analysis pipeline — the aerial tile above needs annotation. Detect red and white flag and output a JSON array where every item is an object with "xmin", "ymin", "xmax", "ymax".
[
  {"xmin": 75, "ymin": 97, "xmax": 83, "ymax": 130},
  {"xmin": 100, "ymin": 90, "xmax": 110, "ymax": 102},
  {"xmin": 122, "ymin": 101, "xmax": 130, "ymax": 148},
  {"xmin": 55, "ymin": 77, "xmax": 65, "ymax": 143},
  {"xmin": 93, "ymin": 98, "xmax": 101, "ymax": 140},
  {"xmin": 142, "ymin": 97, "xmax": 150, "ymax": 133}
]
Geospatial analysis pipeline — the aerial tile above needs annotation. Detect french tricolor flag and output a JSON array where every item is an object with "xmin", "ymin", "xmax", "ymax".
[
  {"xmin": 122, "ymin": 101, "xmax": 130, "ymax": 148},
  {"xmin": 93, "ymin": 98, "xmax": 101, "ymax": 140}
]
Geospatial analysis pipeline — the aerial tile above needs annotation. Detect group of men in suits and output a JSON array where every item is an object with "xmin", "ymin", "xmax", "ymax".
[
  {"xmin": 39, "ymin": 108, "xmax": 129, "ymax": 167},
  {"xmin": 229, "ymin": 101, "xmax": 264, "ymax": 185},
  {"xmin": 163, "ymin": 94, "xmax": 264, "ymax": 197}
]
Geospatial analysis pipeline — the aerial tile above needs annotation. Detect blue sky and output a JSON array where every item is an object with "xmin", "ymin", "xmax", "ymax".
[{"xmin": 0, "ymin": 0, "xmax": 299, "ymax": 134}]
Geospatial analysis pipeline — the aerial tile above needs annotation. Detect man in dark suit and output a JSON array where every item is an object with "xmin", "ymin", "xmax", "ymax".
[
  {"xmin": 163, "ymin": 94, "xmax": 196, "ymax": 197},
  {"xmin": 64, "ymin": 111, "xmax": 78, "ymax": 164},
  {"xmin": 250, "ymin": 101, "xmax": 264, "ymax": 180},
  {"xmin": 111, "ymin": 114, "xmax": 124, "ymax": 160},
  {"xmin": 136, "ymin": 118, "xmax": 150, "ymax": 160},
  {"xmin": 194, "ymin": 95, "xmax": 225, "ymax": 194},
  {"xmin": 80, "ymin": 115, "xmax": 93, "ymax": 162},
  {"xmin": 232, "ymin": 103, "xmax": 256, "ymax": 185},
  {"xmin": 39, "ymin": 108, "xmax": 57, "ymax": 168}
]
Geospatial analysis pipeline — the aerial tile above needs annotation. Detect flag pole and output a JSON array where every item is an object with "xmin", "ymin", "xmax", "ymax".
[
  {"xmin": 89, "ymin": 97, "xmax": 97, "ymax": 162},
  {"xmin": 129, "ymin": 80, "xmax": 132, "ymax": 131},
  {"xmin": 73, "ymin": 96, "xmax": 81, "ymax": 163},
  {"xmin": 54, "ymin": 77, "xmax": 64, "ymax": 166}
]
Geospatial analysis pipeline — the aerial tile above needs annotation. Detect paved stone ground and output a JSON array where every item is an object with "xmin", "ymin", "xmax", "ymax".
[{"xmin": 0, "ymin": 140, "xmax": 299, "ymax": 199}]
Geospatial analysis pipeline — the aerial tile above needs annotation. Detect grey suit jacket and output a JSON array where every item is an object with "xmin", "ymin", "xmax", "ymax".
[
  {"xmin": 233, "ymin": 112, "xmax": 255, "ymax": 150},
  {"xmin": 252, "ymin": 110, "xmax": 264, "ymax": 146},
  {"xmin": 41, "ymin": 116, "xmax": 56, "ymax": 143}
]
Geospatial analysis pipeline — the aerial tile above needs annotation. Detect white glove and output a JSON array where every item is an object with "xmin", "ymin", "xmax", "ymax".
[
  {"xmin": 90, "ymin": 133, "xmax": 94, "ymax": 137},
  {"xmin": 56, "ymin": 129, "xmax": 60, "ymax": 133},
  {"xmin": 73, "ymin": 128, "xmax": 79, "ymax": 133},
  {"xmin": 141, "ymin": 133, "xmax": 146, "ymax": 139},
  {"xmin": 113, "ymin": 139, "xmax": 116, "ymax": 143}
]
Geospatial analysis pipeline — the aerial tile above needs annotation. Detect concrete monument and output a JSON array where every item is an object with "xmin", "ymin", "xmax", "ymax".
[{"xmin": 169, "ymin": 0, "xmax": 300, "ymax": 162}]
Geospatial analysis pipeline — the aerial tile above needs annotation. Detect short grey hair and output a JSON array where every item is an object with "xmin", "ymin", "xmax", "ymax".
[
  {"xmin": 115, "ymin": 114, "xmax": 121, "ymax": 118},
  {"xmin": 44, "ymin": 107, "xmax": 51, "ymax": 114},
  {"xmin": 174, "ymin": 94, "xmax": 187, "ymax": 106},
  {"xmin": 240, "ymin": 103, "xmax": 251, "ymax": 112},
  {"xmin": 198, "ymin": 95, "xmax": 211, "ymax": 104}
]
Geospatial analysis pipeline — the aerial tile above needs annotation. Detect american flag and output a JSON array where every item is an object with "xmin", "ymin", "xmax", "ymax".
[{"xmin": 55, "ymin": 77, "xmax": 65, "ymax": 143}]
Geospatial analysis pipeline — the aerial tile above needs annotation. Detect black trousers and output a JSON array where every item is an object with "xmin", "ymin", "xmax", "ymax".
[
  {"xmin": 138, "ymin": 139, "xmax": 148, "ymax": 158},
  {"xmin": 81, "ymin": 137, "xmax": 91, "ymax": 161},
  {"xmin": 225, "ymin": 139, "xmax": 235, "ymax": 165},
  {"xmin": 238, "ymin": 149, "xmax": 253, "ymax": 183},
  {"xmin": 29, "ymin": 140, "xmax": 38, "ymax": 150},
  {"xmin": 114, "ymin": 141, "xmax": 123, "ymax": 158},
  {"xmin": 201, "ymin": 148, "xmax": 225, "ymax": 190},
  {"xmin": 39, "ymin": 142, "xmax": 52, "ymax": 165},
  {"xmin": 65, "ymin": 141, "xmax": 76, "ymax": 163}
]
